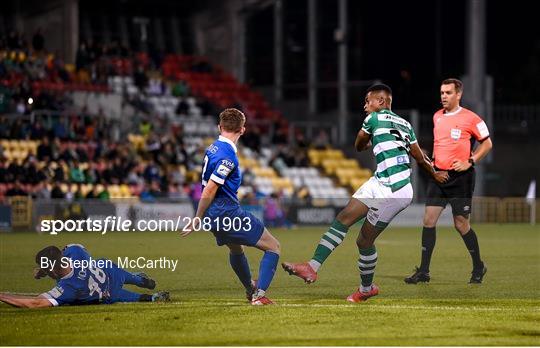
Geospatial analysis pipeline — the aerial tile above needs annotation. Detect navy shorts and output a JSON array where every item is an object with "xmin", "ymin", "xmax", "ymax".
[{"xmin": 206, "ymin": 206, "xmax": 265, "ymax": 247}]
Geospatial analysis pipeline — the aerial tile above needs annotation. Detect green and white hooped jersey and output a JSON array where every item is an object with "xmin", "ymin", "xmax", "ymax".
[{"xmin": 361, "ymin": 109, "xmax": 418, "ymax": 192}]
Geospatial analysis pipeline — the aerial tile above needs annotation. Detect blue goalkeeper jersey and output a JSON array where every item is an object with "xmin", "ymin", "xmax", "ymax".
[
  {"xmin": 41, "ymin": 244, "xmax": 113, "ymax": 306},
  {"xmin": 202, "ymin": 135, "xmax": 241, "ymax": 207}
]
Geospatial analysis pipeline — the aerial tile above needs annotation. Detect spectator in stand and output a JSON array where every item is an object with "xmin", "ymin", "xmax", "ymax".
[
  {"xmin": 139, "ymin": 119, "xmax": 152, "ymax": 137},
  {"xmin": 98, "ymin": 184, "xmax": 110, "ymax": 200},
  {"xmin": 313, "ymin": 129, "xmax": 330, "ymax": 149},
  {"xmin": 140, "ymin": 183, "xmax": 155, "ymax": 202},
  {"xmin": 133, "ymin": 66, "xmax": 148, "ymax": 91},
  {"xmin": 23, "ymin": 157, "xmax": 46, "ymax": 184},
  {"xmin": 74, "ymin": 183, "xmax": 84, "ymax": 200},
  {"xmin": 272, "ymin": 127, "xmax": 289, "ymax": 145},
  {"xmin": 270, "ymin": 153, "xmax": 287, "ymax": 174},
  {"xmin": 53, "ymin": 119, "xmax": 68, "ymax": 140},
  {"xmin": 69, "ymin": 161, "xmax": 85, "ymax": 184},
  {"xmin": 50, "ymin": 183, "xmax": 65, "ymax": 199},
  {"xmin": 240, "ymin": 190, "xmax": 258, "ymax": 206},
  {"xmin": 293, "ymin": 185, "xmax": 312, "ymax": 204},
  {"xmin": 6, "ymin": 180, "xmax": 28, "ymax": 197},
  {"xmin": 171, "ymin": 80, "xmax": 189, "ymax": 98},
  {"xmin": 295, "ymin": 131, "xmax": 310, "ymax": 149},
  {"xmin": 141, "ymin": 181, "xmax": 162, "ymax": 202},
  {"xmin": 294, "ymin": 149, "xmax": 309, "ymax": 167},
  {"xmin": 111, "ymin": 157, "xmax": 127, "ymax": 184},
  {"xmin": 169, "ymin": 164, "xmax": 185, "ymax": 185},
  {"xmin": 157, "ymin": 142, "xmax": 176, "ymax": 165},
  {"xmin": 168, "ymin": 182, "xmax": 188, "ymax": 201},
  {"xmin": 65, "ymin": 183, "xmax": 75, "ymax": 202},
  {"xmin": 143, "ymin": 161, "xmax": 160, "ymax": 183},
  {"xmin": 0, "ymin": 160, "xmax": 9, "ymax": 183},
  {"xmin": 37, "ymin": 137, "xmax": 52, "ymax": 161},
  {"xmin": 85, "ymin": 185, "xmax": 99, "ymax": 199},
  {"xmin": 241, "ymin": 126, "xmax": 262, "ymax": 153},
  {"xmin": 241, "ymin": 167, "xmax": 255, "ymax": 186},
  {"xmin": 189, "ymin": 181, "xmax": 202, "ymax": 212},
  {"xmin": 30, "ymin": 121, "xmax": 46, "ymax": 140},
  {"xmin": 50, "ymin": 161, "xmax": 64, "ymax": 182},
  {"xmin": 175, "ymin": 99, "xmax": 190, "ymax": 115},
  {"xmin": 33, "ymin": 181, "xmax": 51, "ymax": 199},
  {"xmin": 7, "ymin": 159, "xmax": 23, "ymax": 182},
  {"xmin": 196, "ymin": 97, "xmax": 217, "ymax": 116}
]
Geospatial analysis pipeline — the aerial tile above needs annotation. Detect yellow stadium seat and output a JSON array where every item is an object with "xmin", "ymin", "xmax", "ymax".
[
  {"xmin": 65, "ymin": 63, "xmax": 76, "ymax": 73},
  {"xmin": 120, "ymin": 185, "xmax": 132, "ymax": 197},
  {"xmin": 252, "ymin": 167, "xmax": 276, "ymax": 177},
  {"xmin": 0, "ymin": 139, "xmax": 9, "ymax": 150},
  {"xmin": 8, "ymin": 140, "xmax": 18, "ymax": 150}
]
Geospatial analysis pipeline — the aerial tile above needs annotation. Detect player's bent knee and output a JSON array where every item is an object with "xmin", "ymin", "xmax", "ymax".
[
  {"xmin": 256, "ymin": 230, "xmax": 281, "ymax": 254},
  {"xmin": 423, "ymin": 220, "xmax": 436, "ymax": 228},
  {"xmin": 423, "ymin": 215, "xmax": 439, "ymax": 227},
  {"xmin": 454, "ymin": 221, "xmax": 470, "ymax": 234},
  {"xmin": 227, "ymin": 244, "xmax": 244, "ymax": 255},
  {"xmin": 272, "ymin": 239, "xmax": 281, "ymax": 254}
]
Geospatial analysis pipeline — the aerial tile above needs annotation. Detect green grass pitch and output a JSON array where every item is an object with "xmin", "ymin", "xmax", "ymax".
[{"xmin": 0, "ymin": 224, "xmax": 539, "ymax": 345}]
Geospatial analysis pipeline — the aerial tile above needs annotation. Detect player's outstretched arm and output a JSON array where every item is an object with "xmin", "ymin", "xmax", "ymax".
[
  {"xmin": 410, "ymin": 142, "xmax": 448, "ymax": 184},
  {"xmin": 181, "ymin": 180, "xmax": 220, "ymax": 236},
  {"xmin": 354, "ymin": 129, "xmax": 372, "ymax": 152},
  {"xmin": 0, "ymin": 293, "xmax": 52, "ymax": 308}
]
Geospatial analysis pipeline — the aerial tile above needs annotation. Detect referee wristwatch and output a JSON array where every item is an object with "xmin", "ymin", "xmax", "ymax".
[{"xmin": 468, "ymin": 157, "xmax": 475, "ymax": 167}]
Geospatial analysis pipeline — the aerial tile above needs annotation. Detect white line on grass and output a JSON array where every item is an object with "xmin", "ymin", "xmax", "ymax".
[{"xmin": 169, "ymin": 301, "xmax": 540, "ymax": 312}]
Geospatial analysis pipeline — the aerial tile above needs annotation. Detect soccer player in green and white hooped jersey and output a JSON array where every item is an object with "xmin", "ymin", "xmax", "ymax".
[{"xmin": 283, "ymin": 84, "xmax": 449, "ymax": 302}]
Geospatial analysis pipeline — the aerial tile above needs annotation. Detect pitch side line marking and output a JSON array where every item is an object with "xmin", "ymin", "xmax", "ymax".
[{"xmin": 168, "ymin": 301, "xmax": 540, "ymax": 312}]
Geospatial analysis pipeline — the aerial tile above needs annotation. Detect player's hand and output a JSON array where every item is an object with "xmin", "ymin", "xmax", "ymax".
[
  {"xmin": 434, "ymin": 170, "xmax": 449, "ymax": 184},
  {"xmin": 180, "ymin": 218, "xmax": 200, "ymax": 237},
  {"xmin": 451, "ymin": 159, "xmax": 472, "ymax": 172},
  {"xmin": 180, "ymin": 220, "xmax": 193, "ymax": 237},
  {"xmin": 33, "ymin": 267, "xmax": 46, "ymax": 279}
]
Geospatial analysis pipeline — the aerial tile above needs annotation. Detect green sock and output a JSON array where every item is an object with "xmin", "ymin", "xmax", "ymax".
[
  {"xmin": 358, "ymin": 245, "xmax": 377, "ymax": 289},
  {"xmin": 310, "ymin": 219, "xmax": 349, "ymax": 271}
]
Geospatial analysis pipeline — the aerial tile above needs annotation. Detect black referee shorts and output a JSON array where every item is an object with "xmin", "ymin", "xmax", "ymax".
[{"xmin": 425, "ymin": 167, "xmax": 475, "ymax": 217}]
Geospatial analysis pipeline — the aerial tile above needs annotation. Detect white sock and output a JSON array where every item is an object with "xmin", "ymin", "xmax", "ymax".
[
  {"xmin": 253, "ymin": 289, "xmax": 266, "ymax": 300},
  {"xmin": 360, "ymin": 285, "xmax": 372, "ymax": 293},
  {"xmin": 308, "ymin": 260, "xmax": 321, "ymax": 272}
]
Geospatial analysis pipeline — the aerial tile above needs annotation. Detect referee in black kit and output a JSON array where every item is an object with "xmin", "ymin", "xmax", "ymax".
[{"xmin": 405, "ymin": 78, "xmax": 493, "ymax": 284}]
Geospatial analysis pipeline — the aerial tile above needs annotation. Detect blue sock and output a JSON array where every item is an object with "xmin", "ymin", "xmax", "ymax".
[
  {"xmin": 257, "ymin": 251, "xmax": 279, "ymax": 291},
  {"xmin": 229, "ymin": 253, "xmax": 252, "ymax": 290},
  {"xmin": 110, "ymin": 289, "xmax": 142, "ymax": 303}
]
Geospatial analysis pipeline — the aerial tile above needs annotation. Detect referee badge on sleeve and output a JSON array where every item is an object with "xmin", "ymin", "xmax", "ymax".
[{"xmin": 450, "ymin": 128, "xmax": 461, "ymax": 140}]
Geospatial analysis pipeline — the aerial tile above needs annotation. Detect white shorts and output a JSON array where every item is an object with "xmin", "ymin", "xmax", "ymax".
[{"xmin": 352, "ymin": 176, "xmax": 413, "ymax": 229}]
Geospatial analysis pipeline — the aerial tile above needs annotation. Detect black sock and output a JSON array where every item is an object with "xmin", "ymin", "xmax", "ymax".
[
  {"xmin": 461, "ymin": 229, "xmax": 483, "ymax": 269},
  {"xmin": 419, "ymin": 227, "xmax": 436, "ymax": 273},
  {"xmin": 139, "ymin": 294, "xmax": 153, "ymax": 302}
]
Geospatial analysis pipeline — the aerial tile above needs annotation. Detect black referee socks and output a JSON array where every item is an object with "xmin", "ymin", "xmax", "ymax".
[
  {"xmin": 419, "ymin": 227, "xmax": 436, "ymax": 273},
  {"xmin": 461, "ymin": 229, "xmax": 483, "ymax": 270}
]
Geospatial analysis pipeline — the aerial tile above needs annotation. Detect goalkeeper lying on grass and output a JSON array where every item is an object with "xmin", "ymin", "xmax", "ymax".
[{"xmin": 0, "ymin": 244, "xmax": 169, "ymax": 308}]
